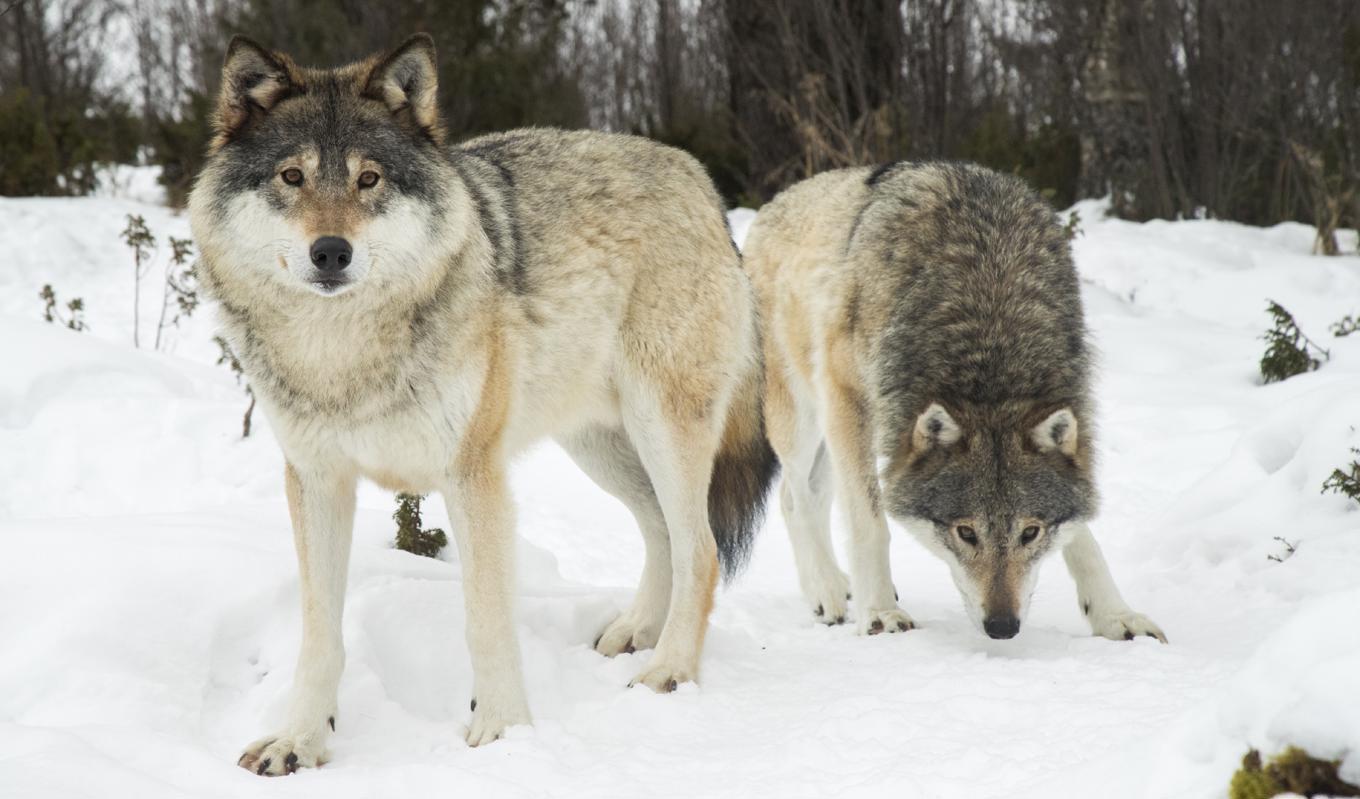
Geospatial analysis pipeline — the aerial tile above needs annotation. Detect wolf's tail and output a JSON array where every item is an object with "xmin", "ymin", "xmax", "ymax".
[{"xmin": 708, "ymin": 348, "xmax": 780, "ymax": 582}]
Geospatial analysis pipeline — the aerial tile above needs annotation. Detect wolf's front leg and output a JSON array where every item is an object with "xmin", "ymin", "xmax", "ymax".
[
  {"xmin": 445, "ymin": 465, "xmax": 531, "ymax": 746},
  {"xmin": 239, "ymin": 463, "xmax": 355, "ymax": 776},
  {"xmin": 822, "ymin": 382, "xmax": 914, "ymax": 636},
  {"xmin": 1062, "ymin": 522, "xmax": 1166, "ymax": 643}
]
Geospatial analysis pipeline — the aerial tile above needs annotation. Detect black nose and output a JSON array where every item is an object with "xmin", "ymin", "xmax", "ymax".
[
  {"xmin": 983, "ymin": 615, "xmax": 1020, "ymax": 640},
  {"xmin": 309, "ymin": 237, "xmax": 352, "ymax": 272}
]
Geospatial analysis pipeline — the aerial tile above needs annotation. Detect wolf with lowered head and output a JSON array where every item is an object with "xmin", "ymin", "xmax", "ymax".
[
  {"xmin": 742, "ymin": 162, "xmax": 1164, "ymax": 644},
  {"xmin": 189, "ymin": 35, "xmax": 774, "ymax": 774}
]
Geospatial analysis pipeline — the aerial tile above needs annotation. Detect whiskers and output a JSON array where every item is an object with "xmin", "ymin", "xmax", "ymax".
[
  {"xmin": 245, "ymin": 237, "xmax": 295, "ymax": 267},
  {"xmin": 366, "ymin": 240, "xmax": 399, "ymax": 272}
]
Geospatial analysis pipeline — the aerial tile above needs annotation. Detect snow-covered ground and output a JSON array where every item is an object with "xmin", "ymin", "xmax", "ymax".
[{"xmin": 2, "ymin": 189, "xmax": 1358, "ymax": 798}]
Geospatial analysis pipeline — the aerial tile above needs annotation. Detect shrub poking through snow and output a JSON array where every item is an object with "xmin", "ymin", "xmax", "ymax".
[
  {"xmin": 212, "ymin": 335, "xmax": 256, "ymax": 438},
  {"xmin": 1322, "ymin": 449, "xmax": 1360, "ymax": 506},
  {"xmin": 154, "ymin": 236, "xmax": 197, "ymax": 349},
  {"xmin": 1333, "ymin": 313, "xmax": 1359, "ymax": 338},
  {"xmin": 1228, "ymin": 748, "xmax": 1360, "ymax": 799},
  {"xmin": 1260, "ymin": 301, "xmax": 1328, "ymax": 384},
  {"xmin": 393, "ymin": 493, "xmax": 447, "ymax": 558},
  {"xmin": 39, "ymin": 284, "xmax": 87, "ymax": 332},
  {"xmin": 1266, "ymin": 536, "xmax": 1298, "ymax": 563},
  {"xmin": 120, "ymin": 214, "xmax": 155, "ymax": 348}
]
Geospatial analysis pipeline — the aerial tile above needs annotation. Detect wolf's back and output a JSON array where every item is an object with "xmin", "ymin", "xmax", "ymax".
[{"xmin": 861, "ymin": 162, "xmax": 1091, "ymax": 424}]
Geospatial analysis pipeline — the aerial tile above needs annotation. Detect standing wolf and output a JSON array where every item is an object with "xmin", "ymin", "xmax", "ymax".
[
  {"xmin": 188, "ymin": 35, "xmax": 775, "ymax": 774},
  {"xmin": 742, "ymin": 162, "xmax": 1164, "ymax": 643}
]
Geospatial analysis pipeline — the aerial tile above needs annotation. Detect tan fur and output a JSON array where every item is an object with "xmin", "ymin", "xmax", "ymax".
[
  {"xmin": 284, "ymin": 463, "xmax": 304, "ymax": 552},
  {"xmin": 453, "ymin": 320, "xmax": 512, "ymax": 487}
]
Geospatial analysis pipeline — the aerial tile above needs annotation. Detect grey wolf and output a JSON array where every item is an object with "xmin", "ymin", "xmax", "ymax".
[
  {"xmin": 741, "ymin": 161, "xmax": 1165, "ymax": 643},
  {"xmin": 188, "ymin": 34, "xmax": 774, "ymax": 775}
]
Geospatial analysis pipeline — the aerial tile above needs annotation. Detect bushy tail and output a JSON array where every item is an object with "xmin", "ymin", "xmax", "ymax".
[{"xmin": 709, "ymin": 356, "xmax": 779, "ymax": 582}]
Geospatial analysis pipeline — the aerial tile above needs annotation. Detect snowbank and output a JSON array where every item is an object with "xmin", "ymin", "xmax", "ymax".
[{"xmin": 1, "ymin": 192, "xmax": 1358, "ymax": 798}]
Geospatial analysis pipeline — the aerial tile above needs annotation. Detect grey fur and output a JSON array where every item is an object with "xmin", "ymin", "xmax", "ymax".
[
  {"xmin": 860, "ymin": 163, "xmax": 1096, "ymax": 538},
  {"xmin": 745, "ymin": 161, "xmax": 1162, "ymax": 642}
]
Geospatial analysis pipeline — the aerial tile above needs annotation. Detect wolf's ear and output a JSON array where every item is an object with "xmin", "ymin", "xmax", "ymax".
[
  {"xmin": 364, "ymin": 34, "xmax": 443, "ymax": 143},
  {"xmin": 1031, "ymin": 408, "xmax": 1079, "ymax": 457},
  {"xmin": 213, "ymin": 36, "xmax": 300, "ymax": 143},
  {"xmin": 912, "ymin": 403, "xmax": 962, "ymax": 451}
]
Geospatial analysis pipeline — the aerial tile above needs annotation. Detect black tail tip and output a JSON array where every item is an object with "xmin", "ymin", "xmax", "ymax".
[{"xmin": 709, "ymin": 437, "xmax": 779, "ymax": 582}]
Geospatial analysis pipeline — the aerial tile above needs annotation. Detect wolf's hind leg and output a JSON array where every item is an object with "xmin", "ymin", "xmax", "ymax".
[
  {"xmin": 238, "ymin": 463, "xmax": 355, "ymax": 776},
  {"xmin": 560, "ymin": 426, "xmax": 672, "ymax": 655},
  {"xmin": 617, "ymin": 388, "xmax": 723, "ymax": 692},
  {"xmin": 1062, "ymin": 522, "xmax": 1167, "ymax": 643},
  {"xmin": 766, "ymin": 367, "xmax": 849, "ymax": 624}
]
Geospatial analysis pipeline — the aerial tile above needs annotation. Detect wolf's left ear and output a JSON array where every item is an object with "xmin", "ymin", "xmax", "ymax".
[
  {"xmin": 1031, "ymin": 408, "xmax": 1079, "ymax": 457},
  {"xmin": 213, "ymin": 36, "xmax": 300, "ymax": 144},
  {"xmin": 364, "ymin": 34, "xmax": 443, "ymax": 143}
]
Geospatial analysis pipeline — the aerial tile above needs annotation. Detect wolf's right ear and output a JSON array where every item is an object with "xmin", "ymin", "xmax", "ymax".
[
  {"xmin": 912, "ymin": 403, "xmax": 962, "ymax": 451},
  {"xmin": 363, "ymin": 34, "xmax": 444, "ymax": 143},
  {"xmin": 213, "ymin": 37, "xmax": 300, "ymax": 145}
]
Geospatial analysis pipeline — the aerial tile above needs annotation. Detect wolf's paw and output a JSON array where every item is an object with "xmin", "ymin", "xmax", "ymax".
[
  {"xmin": 805, "ymin": 570, "xmax": 852, "ymax": 625},
  {"xmin": 237, "ymin": 730, "xmax": 328, "ymax": 776},
  {"xmin": 594, "ymin": 612, "xmax": 663, "ymax": 657},
  {"xmin": 1090, "ymin": 608, "xmax": 1167, "ymax": 643},
  {"xmin": 465, "ymin": 698, "xmax": 531, "ymax": 747},
  {"xmin": 628, "ymin": 660, "xmax": 696, "ymax": 694},
  {"xmin": 857, "ymin": 607, "xmax": 916, "ymax": 636}
]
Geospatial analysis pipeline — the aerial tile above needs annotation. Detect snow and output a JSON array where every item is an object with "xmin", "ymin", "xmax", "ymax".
[{"xmin": 2, "ymin": 192, "xmax": 1358, "ymax": 798}]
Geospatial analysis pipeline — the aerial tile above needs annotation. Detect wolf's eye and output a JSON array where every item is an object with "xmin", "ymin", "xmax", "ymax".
[
  {"xmin": 357, "ymin": 170, "xmax": 380, "ymax": 189},
  {"xmin": 955, "ymin": 525, "xmax": 978, "ymax": 546},
  {"xmin": 281, "ymin": 168, "xmax": 304, "ymax": 186},
  {"xmin": 1021, "ymin": 525, "xmax": 1042, "ymax": 545}
]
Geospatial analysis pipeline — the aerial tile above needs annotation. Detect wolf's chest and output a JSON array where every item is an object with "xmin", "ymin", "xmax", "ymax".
[
  {"xmin": 267, "ymin": 370, "xmax": 480, "ymax": 495},
  {"xmin": 340, "ymin": 381, "xmax": 480, "ymax": 494}
]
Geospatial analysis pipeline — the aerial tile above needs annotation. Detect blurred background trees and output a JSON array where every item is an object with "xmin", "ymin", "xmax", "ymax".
[{"xmin": 2, "ymin": 0, "xmax": 1357, "ymax": 232}]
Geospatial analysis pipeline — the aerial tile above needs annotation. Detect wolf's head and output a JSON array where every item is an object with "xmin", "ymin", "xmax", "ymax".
[
  {"xmin": 189, "ymin": 35, "xmax": 464, "ymax": 304},
  {"xmin": 884, "ymin": 402, "xmax": 1095, "ymax": 639}
]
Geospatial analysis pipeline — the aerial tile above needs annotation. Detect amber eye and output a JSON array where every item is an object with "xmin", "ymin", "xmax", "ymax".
[
  {"xmin": 1021, "ymin": 525, "xmax": 1042, "ymax": 545},
  {"xmin": 281, "ymin": 168, "xmax": 304, "ymax": 186},
  {"xmin": 955, "ymin": 525, "xmax": 979, "ymax": 546},
  {"xmin": 357, "ymin": 170, "xmax": 380, "ymax": 189}
]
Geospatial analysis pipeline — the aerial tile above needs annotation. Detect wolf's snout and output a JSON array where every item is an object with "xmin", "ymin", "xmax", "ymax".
[
  {"xmin": 310, "ymin": 237, "xmax": 353, "ymax": 272},
  {"xmin": 983, "ymin": 614, "xmax": 1020, "ymax": 639}
]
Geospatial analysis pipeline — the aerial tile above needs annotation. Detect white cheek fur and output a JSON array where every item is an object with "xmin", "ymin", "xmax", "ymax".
[
  {"xmin": 221, "ymin": 193, "xmax": 309, "ymax": 280},
  {"xmin": 352, "ymin": 196, "xmax": 444, "ymax": 289}
]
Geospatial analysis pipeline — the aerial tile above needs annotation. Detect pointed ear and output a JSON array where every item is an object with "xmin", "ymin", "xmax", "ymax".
[
  {"xmin": 1031, "ymin": 408, "xmax": 1079, "ymax": 457},
  {"xmin": 213, "ymin": 36, "xmax": 300, "ymax": 144},
  {"xmin": 363, "ymin": 34, "xmax": 443, "ymax": 143},
  {"xmin": 912, "ymin": 403, "xmax": 963, "ymax": 451}
]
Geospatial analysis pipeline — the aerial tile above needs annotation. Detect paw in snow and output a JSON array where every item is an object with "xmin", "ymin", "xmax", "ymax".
[
  {"xmin": 1089, "ymin": 608, "xmax": 1167, "ymax": 643},
  {"xmin": 628, "ymin": 661, "xmax": 695, "ymax": 693},
  {"xmin": 594, "ymin": 611, "xmax": 663, "ymax": 657},
  {"xmin": 857, "ymin": 607, "xmax": 915, "ymax": 636},
  {"xmin": 465, "ymin": 698, "xmax": 531, "ymax": 747},
  {"xmin": 805, "ymin": 569, "xmax": 851, "ymax": 625},
  {"xmin": 237, "ymin": 726, "xmax": 330, "ymax": 776}
]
